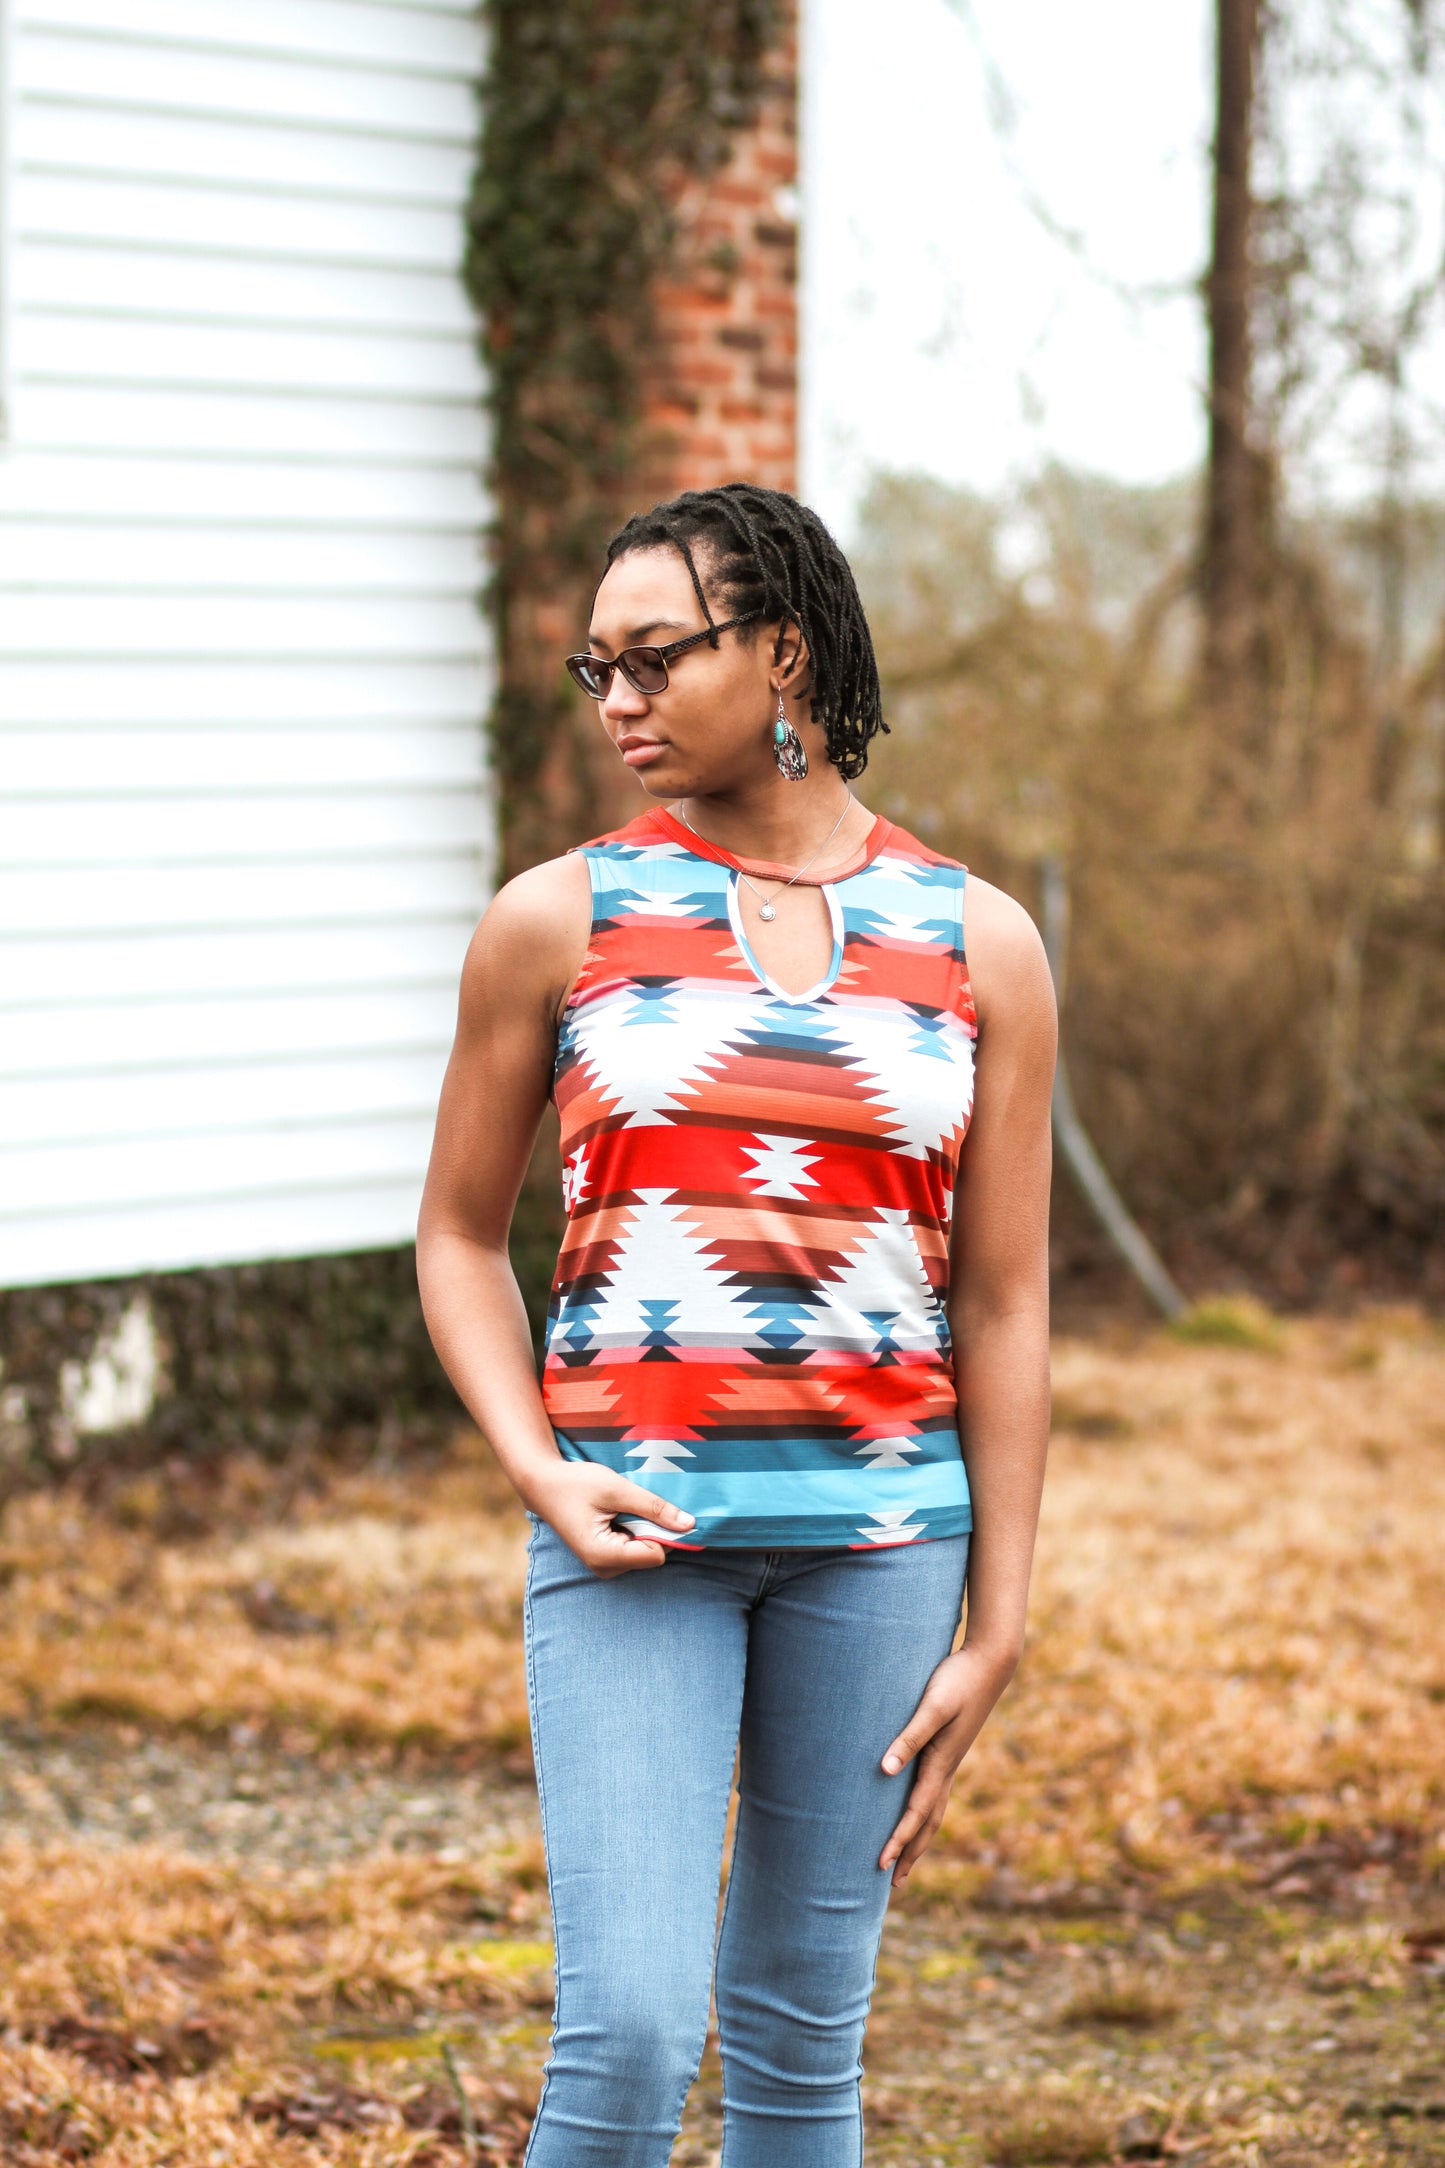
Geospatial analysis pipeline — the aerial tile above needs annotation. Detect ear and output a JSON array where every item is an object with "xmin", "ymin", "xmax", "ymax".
[{"xmin": 771, "ymin": 620, "xmax": 812, "ymax": 695}]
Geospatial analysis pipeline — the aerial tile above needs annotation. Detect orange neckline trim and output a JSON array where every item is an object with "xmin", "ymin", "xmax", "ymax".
[{"xmin": 651, "ymin": 805, "xmax": 893, "ymax": 889}]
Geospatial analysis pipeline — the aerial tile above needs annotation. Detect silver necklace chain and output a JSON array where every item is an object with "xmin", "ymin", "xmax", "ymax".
[{"xmin": 675, "ymin": 791, "xmax": 856, "ymax": 921}]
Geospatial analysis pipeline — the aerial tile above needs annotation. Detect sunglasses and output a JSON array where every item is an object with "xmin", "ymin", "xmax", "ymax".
[{"xmin": 564, "ymin": 611, "xmax": 762, "ymax": 699}]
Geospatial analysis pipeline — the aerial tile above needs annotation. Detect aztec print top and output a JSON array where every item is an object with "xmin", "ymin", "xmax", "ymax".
[{"xmin": 541, "ymin": 805, "xmax": 978, "ymax": 1550}]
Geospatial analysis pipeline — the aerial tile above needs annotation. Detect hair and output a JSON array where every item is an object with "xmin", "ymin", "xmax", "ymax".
[{"xmin": 604, "ymin": 482, "xmax": 887, "ymax": 778}]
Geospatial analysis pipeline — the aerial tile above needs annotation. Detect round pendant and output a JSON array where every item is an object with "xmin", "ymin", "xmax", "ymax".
[{"xmin": 758, "ymin": 902, "xmax": 777, "ymax": 921}]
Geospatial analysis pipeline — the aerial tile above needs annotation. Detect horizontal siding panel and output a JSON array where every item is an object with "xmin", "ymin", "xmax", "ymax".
[
  {"xmin": 0, "ymin": 450, "xmax": 488, "ymax": 525},
  {"xmin": 16, "ymin": 172, "xmax": 464, "ymax": 270},
  {"xmin": 0, "ymin": 657, "xmax": 490, "ymax": 723},
  {"xmin": 16, "ymin": 101, "xmax": 471, "ymax": 203},
  {"xmin": 0, "ymin": 594, "xmax": 482, "ymax": 656},
  {"xmin": 17, "ymin": 244, "xmax": 475, "ymax": 338},
  {"xmin": 3, "ymin": 855, "xmax": 487, "ymax": 935},
  {"xmin": 11, "ymin": 383, "xmax": 487, "ymax": 460},
  {"xmin": 0, "ymin": 1184, "xmax": 426, "ymax": 1288},
  {"xmin": 15, "ymin": 312, "xmax": 480, "ymax": 400},
  {"xmin": 17, "ymin": 27, "xmax": 477, "ymax": 139},
  {"xmin": 22, "ymin": 0, "xmax": 484, "ymax": 76},
  {"xmin": 3, "ymin": 1114, "xmax": 437, "ymax": 1216},
  {"xmin": 3, "ymin": 984, "xmax": 457, "ymax": 1078},
  {"xmin": 0, "ymin": 1046, "xmax": 450, "ymax": 1149},
  {"xmin": 2, "ymin": 787, "xmax": 486, "ymax": 866},
  {"xmin": 5, "ymin": 725, "xmax": 485, "ymax": 794},
  {"xmin": 0, "ymin": 522, "xmax": 481, "ymax": 591},
  {"xmin": 3, "ymin": 921, "xmax": 474, "ymax": 1007}
]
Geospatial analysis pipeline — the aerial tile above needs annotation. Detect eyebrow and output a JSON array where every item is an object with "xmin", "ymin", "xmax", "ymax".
[{"xmin": 585, "ymin": 617, "xmax": 693, "ymax": 653}]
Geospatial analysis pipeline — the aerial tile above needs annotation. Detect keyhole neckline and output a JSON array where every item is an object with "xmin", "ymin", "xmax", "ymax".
[
  {"xmin": 654, "ymin": 805, "xmax": 892, "ymax": 889},
  {"xmin": 725, "ymin": 874, "xmax": 844, "ymax": 1004}
]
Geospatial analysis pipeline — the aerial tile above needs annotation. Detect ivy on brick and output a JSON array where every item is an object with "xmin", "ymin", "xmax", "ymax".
[{"xmin": 465, "ymin": 0, "xmax": 784, "ymax": 870}]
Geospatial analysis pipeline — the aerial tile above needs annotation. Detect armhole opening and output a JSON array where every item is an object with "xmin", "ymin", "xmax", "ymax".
[{"xmin": 552, "ymin": 847, "xmax": 601, "ymax": 1049}]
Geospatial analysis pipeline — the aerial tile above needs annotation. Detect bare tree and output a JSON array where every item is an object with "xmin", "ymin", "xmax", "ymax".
[{"xmin": 1201, "ymin": 0, "xmax": 1266, "ymax": 747}]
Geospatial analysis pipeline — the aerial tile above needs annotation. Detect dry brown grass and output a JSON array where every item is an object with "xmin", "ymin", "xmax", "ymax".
[
  {"xmin": 1056, "ymin": 1962, "xmax": 1183, "ymax": 2030},
  {"xmin": 931, "ymin": 1309, "xmax": 1445, "ymax": 1894},
  {"xmin": 976, "ymin": 2089, "xmax": 1118, "ymax": 2165},
  {"xmin": 0, "ymin": 1439, "xmax": 530, "ymax": 1759},
  {"xmin": 0, "ymin": 1839, "xmax": 555, "ymax": 2039},
  {"xmin": 0, "ymin": 1837, "xmax": 550, "ymax": 2165},
  {"xmin": 1, "ymin": 1314, "xmax": 1443, "ymax": 2163}
]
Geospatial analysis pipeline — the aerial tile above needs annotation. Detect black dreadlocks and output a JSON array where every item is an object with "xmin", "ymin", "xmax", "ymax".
[{"xmin": 604, "ymin": 482, "xmax": 887, "ymax": 779}]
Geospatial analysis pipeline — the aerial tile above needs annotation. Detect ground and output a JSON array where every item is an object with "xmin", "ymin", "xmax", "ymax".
[{"xmin": 0, "ymin": 1308, "xmax": 1441, "ymax": 2165}]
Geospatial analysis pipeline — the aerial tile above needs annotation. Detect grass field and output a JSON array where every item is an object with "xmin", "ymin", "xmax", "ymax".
[{"xmin": 0, "ymin": 1310, "xmax": 1441, "ymax": 2165}]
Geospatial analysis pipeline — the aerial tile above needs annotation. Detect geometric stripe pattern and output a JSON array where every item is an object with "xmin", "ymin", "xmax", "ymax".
[{"xmin": 542, "ymin": 807, "xmax": 978, "ymax": 1549}]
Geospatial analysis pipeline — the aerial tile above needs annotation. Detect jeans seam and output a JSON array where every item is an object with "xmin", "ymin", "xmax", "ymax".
[
  {"xmin": 521, "ymin": 1521, "xmax": 558, "ymax": 2168},
  {"xmin": 710, "ymin": 1636, "xmax": 753, "ymax": 2168}
]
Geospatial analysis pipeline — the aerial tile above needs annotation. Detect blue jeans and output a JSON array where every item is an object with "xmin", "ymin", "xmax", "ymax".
[{"xmin": 521, "ymin": 1518, "xmax": 970, "ymax": 2167}]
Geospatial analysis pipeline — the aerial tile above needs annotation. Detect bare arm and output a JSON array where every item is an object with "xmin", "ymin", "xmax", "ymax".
[
  {"xmin": 945, "ymin": 878, "xmax": 1055, "ymax": 1673},
  {"xmin": 879, "ymin": 875, "xmax": 1057, "ymax": 1880},
  {"xmin": 416, "ymin": 856, "xmax": 696, "ymax": 1574}
]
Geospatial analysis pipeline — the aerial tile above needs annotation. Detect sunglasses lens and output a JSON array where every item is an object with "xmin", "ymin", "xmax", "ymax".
[
  {"xmin": 621, "ymin": 647, "xmax": 669, "ymax": 694},
  {"xmin": 566, "ymin": 655, "xmax": 612, "ymax": 697}
]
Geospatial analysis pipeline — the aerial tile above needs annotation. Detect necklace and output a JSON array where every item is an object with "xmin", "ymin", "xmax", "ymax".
[{"xmin": 675, "ymin": 791, "xmax": 856, "ymax": 920}]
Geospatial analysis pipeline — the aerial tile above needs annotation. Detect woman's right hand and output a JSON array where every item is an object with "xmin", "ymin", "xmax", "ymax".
[{"xmin": 527, "ymin": 1461, "xmax": 696, "ymax": 1577}]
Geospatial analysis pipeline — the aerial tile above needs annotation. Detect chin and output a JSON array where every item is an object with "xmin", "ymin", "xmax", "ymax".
[{"xmin": 630, "ymin": 764, "xmax": 687, "ymax": 799}]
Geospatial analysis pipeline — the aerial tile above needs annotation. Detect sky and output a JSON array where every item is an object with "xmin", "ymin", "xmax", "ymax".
[{"xmin": 800, "ymin": 0, "xmax": 1215, "ymax": 537}]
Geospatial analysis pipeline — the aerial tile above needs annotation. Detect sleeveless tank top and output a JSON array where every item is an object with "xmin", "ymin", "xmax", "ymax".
[{"xmin": 541, "ymin": 805, "xmax": 978, "ymax": 1550}]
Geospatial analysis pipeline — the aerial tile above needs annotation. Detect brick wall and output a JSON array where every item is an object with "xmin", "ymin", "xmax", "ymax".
[
  {"xmin": 640, "ymin": 10, "xmax": 798, "ymax": 498},
  {"xmin": 499, "ymin": 6, "xmax": 800, "ymax": 870}
]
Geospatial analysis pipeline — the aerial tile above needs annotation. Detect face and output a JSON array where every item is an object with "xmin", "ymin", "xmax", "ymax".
[{"xmin": 581, "ymin": 546, "xmax": 815, "ymax": 799}]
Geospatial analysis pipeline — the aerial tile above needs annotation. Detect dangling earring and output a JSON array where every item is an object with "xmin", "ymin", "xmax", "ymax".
[{"xmin": 772, "ymin": 689, "xmax": 808, "ymax": 781}]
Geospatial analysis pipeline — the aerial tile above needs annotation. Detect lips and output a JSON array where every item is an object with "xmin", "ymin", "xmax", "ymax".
[{"xmin": 617, "ymin": 734, "xmax": 668, "ymax": 767}]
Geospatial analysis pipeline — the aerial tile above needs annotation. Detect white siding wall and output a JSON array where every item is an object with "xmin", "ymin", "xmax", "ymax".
[{"xmin": 0, "ymin": 0, "xmax": 493, "ymax": 1288}]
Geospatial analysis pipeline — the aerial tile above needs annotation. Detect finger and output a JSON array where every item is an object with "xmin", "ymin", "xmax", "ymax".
[
  {"xmin": 589, "ymin": 1525, "xmax": 668, "ymax": 1576},
  {"xmin": 608, "ymin": 1483, "xmax": 696, "ymax": 1536},
  {"xmin": 893, "ymin": 1806, "xmax": 949, "ymax": 1883},
  {"xmin": 879, "ymin": 1751, "xmax": 955, "ymax": 1866},
  {"xmin": 878, "ymin": 1777, "xmax": 944, "ymax": 1871},
  {"xmin": 883, "ymin": 1785, "xmax": 951, "ymax": 1880},
  {"xmin": 881, "ymin": 1695, "xmax": 952, "ymax": 1775}
]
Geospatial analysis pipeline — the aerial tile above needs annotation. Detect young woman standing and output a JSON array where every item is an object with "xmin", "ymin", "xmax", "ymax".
[{"xmin": 417, "ymin": 483, "xmax": 1056, "ymax": 2166}]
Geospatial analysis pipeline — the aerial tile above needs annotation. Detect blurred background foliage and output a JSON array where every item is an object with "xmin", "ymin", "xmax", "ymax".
[
  {"xmin": 830, "ymin": 0, "xmax": 1445, "ymax": 1312},
  {"xmin": 852, "ymin": 460, "xmax": 1445, "ymax": 1309}
]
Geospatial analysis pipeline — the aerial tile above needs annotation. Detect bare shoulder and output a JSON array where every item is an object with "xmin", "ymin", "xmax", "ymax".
[
  {"xmin": 962, "ymin": 873, "xmax": 1056, "ymax": 1037},
  {"xmin": 478, "ymin": 850, "xmax": 592, "ymax": 947},
  {"xmin": 459, "ymin": 850, "xmax": 593, "ymax": 1027}
]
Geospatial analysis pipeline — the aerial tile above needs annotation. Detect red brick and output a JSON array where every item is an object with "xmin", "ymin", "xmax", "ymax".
[{"xmin": 638, "ymin": 8, "xmax": 798, "ymax": 496}]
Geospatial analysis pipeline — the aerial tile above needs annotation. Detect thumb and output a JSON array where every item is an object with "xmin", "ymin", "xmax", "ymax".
[{"xmin": 610, "ymin": 1482, "xmax": 696, "ymax": 1536}]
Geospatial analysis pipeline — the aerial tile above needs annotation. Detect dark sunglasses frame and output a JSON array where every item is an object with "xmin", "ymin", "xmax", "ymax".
[{"xmin": 564, "ymin": 611, "xmax": 762, "ymax": 698}]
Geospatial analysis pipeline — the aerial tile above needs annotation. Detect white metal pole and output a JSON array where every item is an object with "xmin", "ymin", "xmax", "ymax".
[
  {"xmin": 0, "ymin": 0, "xmax": 13, "ymax": 445},
  {"xmin": 1041, "ymin": 853, "xmax": 1187, "ymax": 1319}
]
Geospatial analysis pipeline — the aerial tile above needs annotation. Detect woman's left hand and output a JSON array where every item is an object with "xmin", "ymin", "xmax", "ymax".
[{"xmin": 878, "ymin": 1644, "xmax": 1018, "ymax": 1885}]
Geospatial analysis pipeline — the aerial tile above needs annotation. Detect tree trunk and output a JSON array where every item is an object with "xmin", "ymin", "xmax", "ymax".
[{"xmin": 1201, "ymin": 0, "xmax": 1262, "ymax": 740}]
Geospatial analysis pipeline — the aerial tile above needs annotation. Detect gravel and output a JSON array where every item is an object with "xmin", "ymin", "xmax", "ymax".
[{"xmin": 0, "ymin": 1723, "xmax": 541, "ymax": 1869}]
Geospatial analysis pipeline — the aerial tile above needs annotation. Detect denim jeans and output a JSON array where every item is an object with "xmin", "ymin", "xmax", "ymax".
[{"xmin": 521, "ymin": 1517, "xmax": 970, "ymax": 2167}]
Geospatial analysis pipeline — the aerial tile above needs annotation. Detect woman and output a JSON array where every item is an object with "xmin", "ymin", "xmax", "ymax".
[{"xmin": 417, "ymin": 482, "xmax": 1055, "ymax": 2166}]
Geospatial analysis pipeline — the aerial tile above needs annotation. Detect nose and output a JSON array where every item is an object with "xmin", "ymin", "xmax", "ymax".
[{"xmin": 602, "ymin": 670, "xmax": 650, "ymax": 731}]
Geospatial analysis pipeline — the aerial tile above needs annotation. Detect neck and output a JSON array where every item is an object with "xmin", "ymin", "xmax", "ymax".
[{"xmin": 672, "ymin": 773, "xmax": 865, "ymax": 873}]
